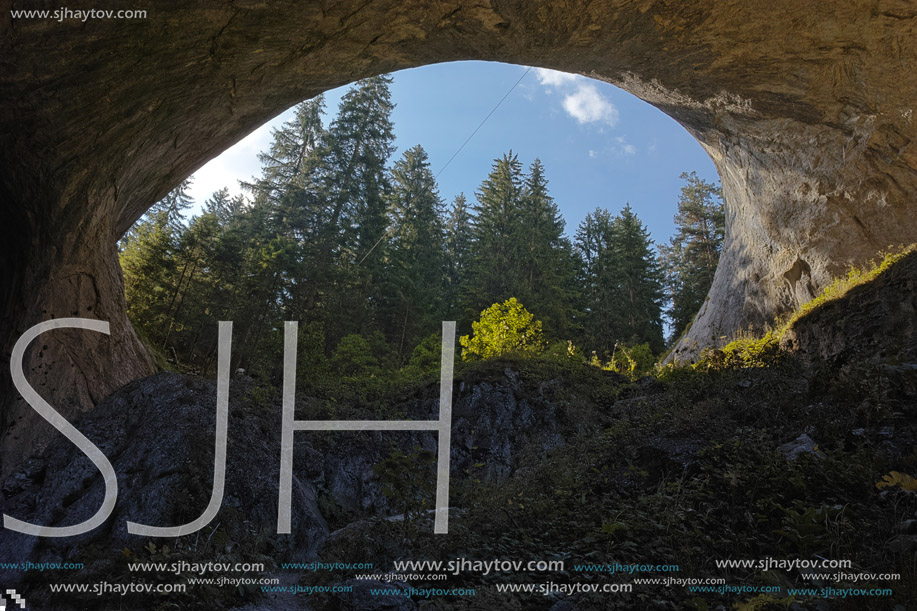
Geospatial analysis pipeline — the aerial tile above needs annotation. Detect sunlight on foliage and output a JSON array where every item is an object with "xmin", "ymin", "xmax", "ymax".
[
  {"xmin": 590, "ymin": 342, "xmax": 655, "ymax": 380},
  {"xmin": 670, "ymin": 244, "xmax": 915, "ymax": 374},
  {"xmin": 779, "ymin": 244, "xmax": 914, "ymax": 332},
  {"xmin": 544, "ymin": 339, "xmax": 585, "ymax": 362},
  {"xmin": 459, "ymin": 298, "xmax": 546, "ymax": 361},
  {"xmin": 875, "ymin": 471, "xmax": 917, "ymax": 492},
  {"xmin": 702, "ymin": 330, "xmax": 782, "ymax": 370}
]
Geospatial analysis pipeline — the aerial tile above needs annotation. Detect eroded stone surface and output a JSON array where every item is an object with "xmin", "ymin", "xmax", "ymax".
[
  {"xmin": 0, "ymin": 366, "xmax": 612, "ymax": 608},
  {"xmin": 780, "ymin": 250, "xmax": 917, "ymax": 369},
  {"xmin": 1, "ymin": 1, "xmax": 917, "ymax": 475}
]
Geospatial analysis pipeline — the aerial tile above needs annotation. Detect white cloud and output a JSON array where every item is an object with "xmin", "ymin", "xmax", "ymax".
[
  {"xmin": 562, "ymin": 83, "xmax": 619, "ymax": 126},
  {"xmin": 532, "ymin": 67, "xmax": 620, "ymax": 127},
  {"xmin": 534, "ymin": 67, "xmax": 581, "ymax": 88},
  {"xmin": 611, "ymin": 136, "xmax": 637, "ymax": 157}
]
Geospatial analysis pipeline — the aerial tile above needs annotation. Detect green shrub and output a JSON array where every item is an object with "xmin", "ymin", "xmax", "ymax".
[
  {"xmin": 543, "ymin": 339, "xmax": 586, "ymax": 363},
  {"xmin": 296, "ymin": 320, "xmax": 330, "ymax": 384},
  {"xmin": 406, "ymin": 333, "xmax": 442, "ymax": 372},
  {"xmin": 590, "ymin": 342, "xmax": 656, "ymax": 380},
  {"xmin": 704, "ymin": 330, "xmax": 782, "ymax": 370},
  {"xmin": 459, "ymin": 298, "xmax": 546, "ymax": 361},
  {"xmin": 373, "ymin": 447, "xmax": 436, "ymax": 537},
  {"xmin": 331, "ymin": 334, "xmax": 380, "ymax": 377}
]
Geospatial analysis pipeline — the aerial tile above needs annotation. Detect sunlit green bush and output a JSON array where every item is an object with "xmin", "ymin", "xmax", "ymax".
[{"xmin": 459, "ymin": 298, "xmax": 546, "ymax": 361}]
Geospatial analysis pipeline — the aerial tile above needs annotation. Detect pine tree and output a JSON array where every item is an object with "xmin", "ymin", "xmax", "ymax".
[
  {"xmin": 155, "ymin": 178, "xmax": 194, "ymax": 231},
  {"xmin": 236, "ymin": 93, "xmax": 338, "ymax": 342},
  {"xmin": 188, "ymin": 193, "xmax": 250, "ymax": 373},
  {"xmin": 573, "ymin": 207, "xmax": 616, "ymax": 353},
  {"xmin": 323, "ymin": 76, "xmax": 395, "ymax": 257},
  {"xmin": 120, "ymin": 204, "xmax": 179, "ymax": 344},
  {"xmin": 229, "ymin": 199, "xmax": 296, "ymax": 374},
  {"xmin": 383, "ymin": 144, "xmax": 446, "ymax": 358},
  {"xmin": 516, "ymin": 159, "xmax": 575, "ymax": 335},
  {"xmin": 321, "ymin": 75, "xmax": 396, "ymax": 338},
  {"xmin": 574, "ymin": 208, "xmax": 613, "ymax": 294},
  {"xmin": 157, "ymin": 211, "xmax": 222, "ymax": 361},
  {"xmin": 659, "ymin": 172, "xmax": 725, "ymax": 342},
  {"xmin": 247, "ymin": 96, "xmax": 327, "ymax": 205},
  {"xmin": 465, "ymin": 152, "xmax": 524, "ymax": 317},
  {"xmin": 444, "ymin": 193, "xmax": 473, "ymax": 322},
  {"xmin": 574, "ymin": 205, "xmax": 664, "ymax": 355},
  {"xmin": 204, "ymin": 188, "xmax": 233, "ymax": 223},
  {"xmin": 609, "ymin": 205, "xmax": 665, "ymax": 352},
  {"xmin": 120, "ymin": 181, "xmax": 196, "ymax": 341},
  {"xmin": 120, "ymin": 179, "xmax": 192, "ymax": 251}
]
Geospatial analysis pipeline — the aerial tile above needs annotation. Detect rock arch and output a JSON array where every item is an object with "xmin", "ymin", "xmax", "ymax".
[{"xmin": 1, "ymin": 1, "xmax": 916, "ymax": 476}]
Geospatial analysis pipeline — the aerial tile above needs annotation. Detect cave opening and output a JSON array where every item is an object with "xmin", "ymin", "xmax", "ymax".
[
  {"xmin": 2, "ymin": 2, "xmax": 915, "ymax": 483},
  {"xmin": 116, "ymin": 61, "xmax": 723, "ymax": 382}
]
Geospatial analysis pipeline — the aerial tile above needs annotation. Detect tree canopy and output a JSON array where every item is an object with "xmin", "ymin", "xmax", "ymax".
[{"xmin": 120, "ymin": 76, "xmax": 721, "ymax": 381}]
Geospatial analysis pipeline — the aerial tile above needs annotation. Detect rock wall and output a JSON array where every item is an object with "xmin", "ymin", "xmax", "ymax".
[
  {"xmin": 780, "ymin": 250, "xmax": 917, "ymax": 371},
  {"xmin": 1, "ymin": 1, "xmax": 917, "ymax": 476},
  {"xmin": 0, "ymin": 366, "xmax": 611, "ymax": 608}
]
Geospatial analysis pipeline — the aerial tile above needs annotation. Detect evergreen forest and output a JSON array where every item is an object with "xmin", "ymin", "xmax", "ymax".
[{"xmin": 119, "ymin": 75, "xmax": 724, "ymax": 383}]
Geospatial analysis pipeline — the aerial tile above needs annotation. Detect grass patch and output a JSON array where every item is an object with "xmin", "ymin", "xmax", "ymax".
[
  {"xmin": 777, "ymin": 244, "xmax": 915, "ymax": 333},
  {"xmin": 662, "ymin": 244, "xmax": 916, "ymax": 374}
]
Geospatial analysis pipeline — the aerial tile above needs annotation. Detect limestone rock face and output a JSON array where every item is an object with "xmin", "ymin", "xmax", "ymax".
[
  {"xmin": 0, "ymin": 366, "xmax": 609, "ymax": 608},
  {"xmin": 780, "ymin": 250, "xmax": 917, "ymax": 370},
  {"xmin": 1, "ymin": 1, "xmax": 917, "ymax": 475}
]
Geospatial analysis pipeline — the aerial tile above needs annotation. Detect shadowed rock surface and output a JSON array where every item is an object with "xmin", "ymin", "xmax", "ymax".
[
  {"xmin": 0, "ymin": 374, "xmax": 327, "ymax": 599},
  {"xmin": 0, "ymin": 247, "xmax": 915, "ymax": 608},
  {"xmin": 2, "ymin": 0, "xmax": 917, "ymax": 479},
  {"xmin": 0, "ymin": 364, "xmax": 615, "ymax": 609},
  {"xmin": 780, "ymin": 250, "xmax": 917, "ymax": 370}
]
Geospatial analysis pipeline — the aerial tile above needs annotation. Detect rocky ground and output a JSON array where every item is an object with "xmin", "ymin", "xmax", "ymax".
[{"xmin": 2, "ymin": 253, "xmax": 915, "ymax": 610}]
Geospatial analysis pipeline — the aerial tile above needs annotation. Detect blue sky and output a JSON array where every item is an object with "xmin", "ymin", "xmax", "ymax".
[{"xmin": 187, "ymin": 61, "xmax": 718, "ymax": 245}]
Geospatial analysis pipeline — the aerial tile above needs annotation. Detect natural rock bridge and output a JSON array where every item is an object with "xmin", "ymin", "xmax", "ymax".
[{"xmin": 1, "ymin": 1, "xmax": 916, "ymax": 477}]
